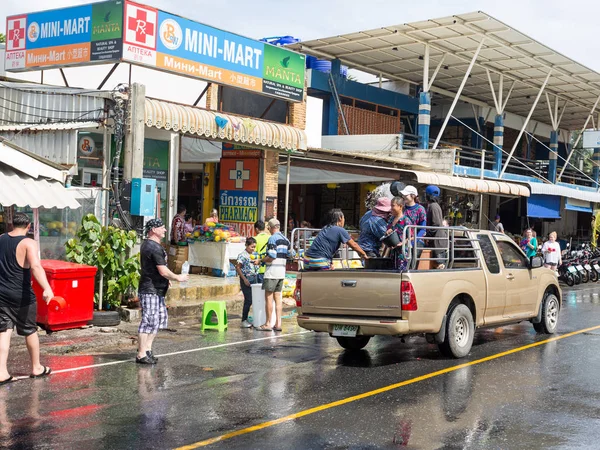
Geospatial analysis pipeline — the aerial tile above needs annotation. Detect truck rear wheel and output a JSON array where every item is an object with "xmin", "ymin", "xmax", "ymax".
[
  {"xmin": 336, "ymin": 336, "xmax": 371, "ymax": 350},
  {"xmin": 438, "ymin": 304, "xmax": 474, "ymax": 358},
  {"xmin": 533, "ymin": 293, "xmax": 559, "ymax": 334}
]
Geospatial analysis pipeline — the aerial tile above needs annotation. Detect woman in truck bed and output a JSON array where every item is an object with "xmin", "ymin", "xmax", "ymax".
[
  {"xmin": 385, "ymin": 197, "xmax": 413, "ymax": 271},
  {"xmin": 303, "ymin": 209, "xmax": 368, "ymax": 270}
]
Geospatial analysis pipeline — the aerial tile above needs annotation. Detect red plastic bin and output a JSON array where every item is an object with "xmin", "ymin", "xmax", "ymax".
[{"xmin": 32, "ymin": 260, "xmax": 97, "ymax": 331}]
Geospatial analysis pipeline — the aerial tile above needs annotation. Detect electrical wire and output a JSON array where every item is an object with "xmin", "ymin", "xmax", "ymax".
[
  {"xmin": 0, "ymin": 93, "xmax": 105, "ymax": 114},
  {"xmin": 450, "ymin": 115, "xmax": 553, "ymax": 184},
  {"xmin": 522, "ymin": 129, "xmax": 600, "ymax": 187},
  {"xmin": 0, "ymin": 81, "xmax": 111, "ymax": 96}
]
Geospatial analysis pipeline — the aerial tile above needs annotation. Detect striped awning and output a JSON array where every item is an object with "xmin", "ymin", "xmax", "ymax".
[
  {"xmin": 145, "ymin": 98, "xmax": 307, "ymax": 151},
  {"xmin": 406, "ymin": 170, "xmax": 530, "ymax": 197}
]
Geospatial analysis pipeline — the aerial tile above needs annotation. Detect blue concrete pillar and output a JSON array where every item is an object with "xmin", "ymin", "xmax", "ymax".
[
  {"xmin": 418, "ymin": 91, "xmax": 431, "ymax": 149},
  {"xmin": 493, "ymin": 114, "xmax": 504, "ymax": 174},
  {"xmin": 327, "ymin": 59, "xmax": 342, "ymax": 135},
  {"xmin": 548, "ymin": 130, "xmax": 558, "ymax": 183},
  {"xmin": 593, "ymin": 148, "xmax": 600, "ymax": 183}
]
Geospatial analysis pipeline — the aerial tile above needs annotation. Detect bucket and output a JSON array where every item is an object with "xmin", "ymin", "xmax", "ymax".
[
  {"xmin": 381, "ymin": 231, "xmax": 400, "ymax": 248},
  {"xmin": 251, "ymin": 284, "xmax": 276, "ymax": 327}
]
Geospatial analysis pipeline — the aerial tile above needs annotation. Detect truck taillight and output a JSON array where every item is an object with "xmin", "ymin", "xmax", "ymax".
[
  {"xmin": 401, "ymin": 281, "xmax": 417, "ymax": 311},
  {"xmin": 294, "ymin": 279, "xmax": 302, "ymax": 307}
]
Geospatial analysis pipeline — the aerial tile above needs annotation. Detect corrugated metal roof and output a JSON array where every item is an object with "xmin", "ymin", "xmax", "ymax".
[
  {"xmin": 527, "ymin": 182, "xmax": 600, "ymax": 203},
  {"xmin": 0, "ymin": 81, "xmax": 107, "ymax": 127},
  {"xmin": 145, "ymin": 98, "xmax": 307, "ymax": 151},
  {"xmin": 0, "ymin": 139, "xmax": 80, "ymax": 209},
  {"xmin": 290, "ymin": 11, "xmax": 600, "ymax": 130},
  {"xmin": 0, "ymin": 130, "xmax": 80, "ymax": 166},
  {"xmin": 0, "ymin": 165, "xmax": 80, "ymax": 209}
]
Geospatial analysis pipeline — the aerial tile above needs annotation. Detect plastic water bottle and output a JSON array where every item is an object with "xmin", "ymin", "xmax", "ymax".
[{"xmin": 180, "ymin": 261, "xmax": 190, "ymax": 287}]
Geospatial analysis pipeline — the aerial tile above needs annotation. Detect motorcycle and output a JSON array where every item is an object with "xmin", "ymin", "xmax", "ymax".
[{"xmin": 558, "ymin": 261, "xmax": 575, "ymax": 286}]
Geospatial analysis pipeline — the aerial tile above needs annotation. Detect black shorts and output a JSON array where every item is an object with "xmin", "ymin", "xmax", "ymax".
[
  {"xmin": 0, "ymin": 304, "xmax": 38, "ymax": 336},
  {"xmin": 545, "ymin": 262, "xmax": 558, "ymax": 267}
]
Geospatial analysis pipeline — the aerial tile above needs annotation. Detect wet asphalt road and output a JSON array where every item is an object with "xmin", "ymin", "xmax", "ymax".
[{"xmin": 2, "ymin": 283, "xmax": 600, "ymax": 450}]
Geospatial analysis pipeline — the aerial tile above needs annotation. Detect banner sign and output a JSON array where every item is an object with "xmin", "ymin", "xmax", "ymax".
[
  {"xmin": 221, "ymin": 142, "xmax": 262, "ymax": 158},
  {"xmin": 6, "ymin": 1, "xmax": 305, "ymax": 102},
  {"xmin": 219, "ymin": 158, "xmax": 259, "ymax": 232},
  {"xmin": 5, "ymin": 1, "xmax": 123, "ymax": 70}
]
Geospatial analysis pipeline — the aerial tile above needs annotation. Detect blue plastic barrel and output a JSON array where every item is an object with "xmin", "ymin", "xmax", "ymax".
[
  {"xmin": 312, "ymin": 59, "xmax": 332, "ymax": 73},
  {"xmin": 260, "ymin": 36, "xmax": 301, "ymax": 46},
  {"xmin": 306, "ymin": 55, "xmax": 318, "ymax": 68}
]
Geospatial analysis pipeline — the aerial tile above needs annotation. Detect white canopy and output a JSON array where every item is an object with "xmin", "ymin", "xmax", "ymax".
[{"xmin": 0, "ymin": 138, "xmax": 81, "ymax": 209}]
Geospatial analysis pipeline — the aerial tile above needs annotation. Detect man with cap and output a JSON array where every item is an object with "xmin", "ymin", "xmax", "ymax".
[
  {"xmin": 425, "ymin": 185, "xmax": 447, "ymax": 269},
  {"xmin": 358, "ymin": 197, "xmax": 392, "ymax": 257},
  {"xmin": 258, "ymin": 218, "xmax": 294, "ymax": 332},
  {"xmin": 137, "ymin": 218, "xmax": 189, "ymax": 365}
]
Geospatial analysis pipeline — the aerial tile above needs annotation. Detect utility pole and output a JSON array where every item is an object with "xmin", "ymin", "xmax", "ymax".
[{"xmin": 124, "ymin": 82, "xmax": 145, "ymax": 181}]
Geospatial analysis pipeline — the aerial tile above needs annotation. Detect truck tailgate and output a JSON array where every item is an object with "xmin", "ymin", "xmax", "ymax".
[{"xmin": 299, "ymin": 270, "xmax": 402, "ymax": 317}]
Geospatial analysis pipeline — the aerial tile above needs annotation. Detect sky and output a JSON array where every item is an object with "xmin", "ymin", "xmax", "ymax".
[{"xmin": 2, "ymin": 0, "xmax": 600, "ymax": 105}]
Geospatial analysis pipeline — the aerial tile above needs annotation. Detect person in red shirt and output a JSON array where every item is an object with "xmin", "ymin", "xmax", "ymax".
[{"xmin": 170, "ymin": 204, "xmax": 187, "ymax": 245}]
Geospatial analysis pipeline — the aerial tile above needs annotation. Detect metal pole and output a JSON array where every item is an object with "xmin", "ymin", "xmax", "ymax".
[
  {"xmin": 422, "ymin": 43, "xmax": 430, "ymax": 94},
  {"xmin": 558, "ymin": 93, "xmax": 600, "ymax": 180},
  {"xmin": 283, "ymin": 152, "xmax": 291, "ymax": 237},
  {"xmin": 433, "ymin": 39, "xmax": 484, "ymax": 150},
  {"xmin": 101, "ymin": 125, "xmax": 111, "ymax": 226},
  {"xmin": 499, "ymin": 71, "xmax": 552, "ymax": 177}
]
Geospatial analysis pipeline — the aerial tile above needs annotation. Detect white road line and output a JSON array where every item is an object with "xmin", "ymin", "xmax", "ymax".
[{"xmin": 51, "ymin": 330, "xmax": 312, "ymax": 375}]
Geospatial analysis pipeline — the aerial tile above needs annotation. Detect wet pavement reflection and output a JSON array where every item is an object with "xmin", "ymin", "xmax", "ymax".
[{"xmin": 2, "ymin": 283, "xmax": 600, "ymax": 449}]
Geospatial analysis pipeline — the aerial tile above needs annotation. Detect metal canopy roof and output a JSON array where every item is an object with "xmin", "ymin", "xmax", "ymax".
[{"xmin": 290, "ymin": 11, "xmax": 600, "ymax": 130}]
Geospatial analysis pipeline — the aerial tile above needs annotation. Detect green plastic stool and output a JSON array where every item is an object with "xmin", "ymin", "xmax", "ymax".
[{"xmin": 201, "ymin": 301, "xmax": 228, "ymax": 331}]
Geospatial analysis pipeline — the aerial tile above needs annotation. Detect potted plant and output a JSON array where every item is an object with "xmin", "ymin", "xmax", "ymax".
[{"xmin": 65, "ymin": 214, "xmax": 141, "ymax": 326}]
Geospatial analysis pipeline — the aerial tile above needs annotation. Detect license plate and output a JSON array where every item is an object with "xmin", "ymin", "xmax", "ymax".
[
  {"xmin": 568, "ymin": 266, "xmax": 577, "ymax": 273},
  {"xmin": 585, "ymin": 264, "xmax": 592, "ymax": 271},
  {"xmin": 332, "ymin": 324, "xmax": 358, "ymax": 337},
  {"xmin": 577, "ymin": 265, "xmax": 585, "ymax": 271}
]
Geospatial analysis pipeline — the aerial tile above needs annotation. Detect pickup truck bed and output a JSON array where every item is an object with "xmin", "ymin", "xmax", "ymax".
[{"xmin": 295, "ymin": 228, "xmax": 561, "ymax": 358}]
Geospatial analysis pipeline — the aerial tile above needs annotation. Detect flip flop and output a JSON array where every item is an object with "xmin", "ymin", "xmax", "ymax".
[
  {"xmin": 273, "ymin": 327, "xmax": 282, "ymax": 332},
  {"xmin": 0, "ymin": 376, "xmax": 14, "ymax": 386},
  {"xmin": 257, "ymin": 326, "xmax": 272, "ymax": 331},
  {"xmin": 30, "ymin": 366, "xmax": 51, "ymax": 378}
]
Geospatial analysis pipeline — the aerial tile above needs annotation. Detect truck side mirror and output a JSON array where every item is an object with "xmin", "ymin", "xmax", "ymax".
[{"xmin": 529, "ymin": 256, "xmax": 543, "ymax": 269}]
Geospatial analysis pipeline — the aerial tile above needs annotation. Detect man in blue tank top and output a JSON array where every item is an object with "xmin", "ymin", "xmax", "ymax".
[{"xmin": 0, "ymin": 213, "xmax": 54, "ymax": 384}]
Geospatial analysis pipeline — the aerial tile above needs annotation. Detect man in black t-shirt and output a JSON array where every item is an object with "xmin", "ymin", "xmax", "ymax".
[{"xmin": 137, "ymin": 218, "xmax": 188, "ymax": 365}]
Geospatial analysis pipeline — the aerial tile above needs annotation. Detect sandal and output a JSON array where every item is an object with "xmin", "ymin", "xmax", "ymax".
[
  {"xmin": 0, "ymin": 376, "xmax": 14, "ymax": 386},
  {"xmin": 30, "ymin": 366, "xmax": 51, "ymax": 378},
  {"xmin": 273, "ymin": 327, "xmax": 282, "ymax": 332},
  {"xmin": 257, "ymin": 325, "xmax": 272, "ymax": 331}
]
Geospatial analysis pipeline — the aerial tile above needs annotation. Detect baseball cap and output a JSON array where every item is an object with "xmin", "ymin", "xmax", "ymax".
[
  {"xmin": 267, "ymin": 218, "xmax": 280, "ymax": 229},
  {"xmin": 144, "ymin": 218, "xmax": 165, "ymax": 235},
  {"xmin": 425, "ymin": 185, "xmax": 440, "ymax": 197},
  {"xmin": 400, "ymin": 185, "xmax": 419, "ymax": 196}
]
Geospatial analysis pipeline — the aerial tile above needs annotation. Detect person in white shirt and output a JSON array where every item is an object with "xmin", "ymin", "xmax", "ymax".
[{"xmin": 541, "ymin": 231, "xmax": 562, "ymax": 271}]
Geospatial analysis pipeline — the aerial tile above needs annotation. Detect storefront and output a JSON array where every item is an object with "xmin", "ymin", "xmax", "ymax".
[{"xmin": 0, "ymin": 138, "xmax": 88, "ymax": 259}]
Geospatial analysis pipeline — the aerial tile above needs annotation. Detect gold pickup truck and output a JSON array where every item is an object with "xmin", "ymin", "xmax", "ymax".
[{"xmin": 295, "ymin": 227, "xmax": 561, "ymax": 358}]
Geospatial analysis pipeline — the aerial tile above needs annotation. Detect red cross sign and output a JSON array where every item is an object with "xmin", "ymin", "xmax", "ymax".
[
  {"xmin": 124, "ymin": 2, "xmax": 157, "ymax": 50},
  {"xmin": 6, "ymin": 16, "xmax": 26, "ymax": 51}
]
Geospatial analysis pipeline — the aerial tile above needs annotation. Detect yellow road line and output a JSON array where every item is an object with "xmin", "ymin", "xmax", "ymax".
[{"xmin": 175, "ymin": 324, "xmax": 600, "ymax": 449}]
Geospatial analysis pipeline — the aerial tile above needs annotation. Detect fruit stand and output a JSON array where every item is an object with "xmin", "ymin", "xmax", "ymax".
[{"xmin": 185, "ymin": 222, "xmax": 246, "ymax": 275}]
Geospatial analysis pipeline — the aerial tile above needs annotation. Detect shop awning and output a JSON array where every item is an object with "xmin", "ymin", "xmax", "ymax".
[
  {"xmin": 527, "ymin": 194, "xmax": 561, "ymax": 219},
  {"xmin": 404, "ymin": 171, "xmax": 530, "ymax": 197},
  {"xmin": 0, "ymin": 165, "xmax": 81, "ymax": 209},
  {"xmin": 145, "ymin": 98, "xmax": 307, "ymax": 152},
  {"xmin": 527, "ymin": 182, "xmax": 600, "ymax": 203},
  {"xmin": 278, "ymin": 164, "xmax": 391, "ymax": 185},
  {"xmin": 0, "ymin": 138, "xmax": 80, "ymax": 209}
]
